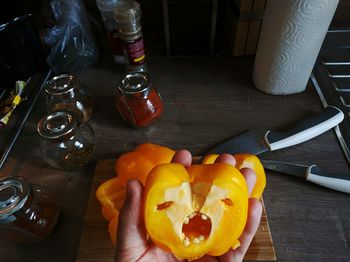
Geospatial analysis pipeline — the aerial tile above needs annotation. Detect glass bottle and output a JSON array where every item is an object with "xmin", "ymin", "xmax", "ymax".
[
  {"xmin": 44, "ymin": 74, "xmax": 95, "ymax": 123},
  {"xmin": 113, "ymin": 0, "xmax": 147, "ymax": 73},
  {"xmin": 0, "ymin": 176, "xmax": 59, "ymax": 243},
  {"xmin": 96, "ymin": 0, "xmax": 125, "ymax": 64},
  {"xmin": 37, "ymin": 110, "xmax": 95, "ymax": 170},
  {"xmin": 115, "ymin": 72, "xmax": 163, "ymax": 127}
]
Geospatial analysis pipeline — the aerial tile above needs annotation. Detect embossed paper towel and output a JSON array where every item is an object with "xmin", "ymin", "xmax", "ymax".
[{"xmin": 253, "ymin": 0, "xmax": 339, "ymax": 95}]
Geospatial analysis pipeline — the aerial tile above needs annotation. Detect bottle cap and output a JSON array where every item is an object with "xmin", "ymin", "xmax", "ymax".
[
  {"xmin": 45, "ymin": 74, "xmax": 78, "ymax": 95},
  {"xmin": 37, "ymin": 110, "xmax": 78, "ymax": 140},
  {"xmin": 0, "ymin": 176, "xmax": 29, "ymax": 220},
  {"xmin": 118, "ymin": 72, "xmax": 150, "ymax": 97},
  {"xmin": 113, "ymin": 0, "xmax": 141, "ymax": 33}
]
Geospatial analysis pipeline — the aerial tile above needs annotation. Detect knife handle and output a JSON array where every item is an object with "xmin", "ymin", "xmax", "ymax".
[
  {"xmin": 265, "ymin": 106, "xmax": 344, "ymax": 151},
  {"xmin": 307, "ymin": 165, "xmax": 350, "ymax": 194}
]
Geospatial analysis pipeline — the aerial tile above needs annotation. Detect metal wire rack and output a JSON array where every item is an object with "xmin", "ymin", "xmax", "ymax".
[{"xmin": 311, "ymin": 28, "xmax": 350, "ymax": 165}]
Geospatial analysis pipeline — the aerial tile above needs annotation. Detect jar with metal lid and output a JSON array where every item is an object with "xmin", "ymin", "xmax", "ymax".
[
  {"xmin": 113, "ymin": 0, "xmax": 147, "ymax": 73},
  {"xmin": 37, "ymin": 110, "xmax": 95, "ymax": 170},
  {"xmin": 44, "ymin": 74, "xmax": 95, "ymax": 123},
  {"xmin": 115, "ymin": 72, "xmax": 163, "ymax": 128},
  {"xmin": 0, "ymin": 176, "xmax": 59, "ymax": 243}
]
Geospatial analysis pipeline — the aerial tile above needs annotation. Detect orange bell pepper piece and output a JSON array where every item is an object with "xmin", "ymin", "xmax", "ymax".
[
  {"xmin": 108, "ymin": 215, "xmax": 119, "ymax": 246},
  {"xmin": 96, "ymin": 177, "xmax": 126, "ymax": 220},
  {"xmin": 115, "ymin": 143, "xmax": 176, "ymax": 185},
  {"xmin": 96, "ymin": 143, "xmax": 175, "ymax": 244}
]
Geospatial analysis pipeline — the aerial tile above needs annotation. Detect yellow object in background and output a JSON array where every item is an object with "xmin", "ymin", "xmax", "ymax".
[{"xmin": 0, "ymin": 81, "xmax": 26, "ymax": 128}]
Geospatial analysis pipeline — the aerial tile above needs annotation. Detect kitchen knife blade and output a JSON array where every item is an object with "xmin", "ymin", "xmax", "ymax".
[
  {"xmin": 208, "ymin": 106, "xmax": 344, "ymax": 155},
  {"xmin": 261, "ymin": 160, "xmax": 350, "ymax": 193}
]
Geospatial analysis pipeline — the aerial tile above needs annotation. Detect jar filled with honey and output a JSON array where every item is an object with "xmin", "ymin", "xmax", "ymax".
[
  {"xmin": 115, "ymin": 72, "xmax": 163, "ymax": 128},
  {"xmin": 0, "ymin": 176, "xmax": 59, "ymax": 243}
]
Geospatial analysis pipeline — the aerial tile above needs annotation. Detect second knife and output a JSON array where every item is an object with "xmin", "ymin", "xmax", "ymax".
[{"xmin": 262, "ymin": 159, "xmax": 350, "ymax": 193}]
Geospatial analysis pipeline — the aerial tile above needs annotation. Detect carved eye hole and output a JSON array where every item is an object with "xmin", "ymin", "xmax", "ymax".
[
  {"xmin": 157, "ymin": 201, "xmax": 174, "ymax": 210},
  {"xmin": 221, "ymin": 198, "xmax": 233, "ymax": 206}
]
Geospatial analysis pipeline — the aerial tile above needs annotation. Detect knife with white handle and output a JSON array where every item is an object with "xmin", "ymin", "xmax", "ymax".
[
  {"xmin": 265, "ymin": 105, "xmax": 344, "ymax": 151},
  {"xmin": 262, "ymin": 160, "xmax": 350, "ymax": 194},
  {"xmin": 209, "ymin": 106, "xmax": 344, "ymax": 155}
]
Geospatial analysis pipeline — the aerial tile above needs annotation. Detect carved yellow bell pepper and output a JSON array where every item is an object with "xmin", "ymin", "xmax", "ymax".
[{"xmin": 144, "ymin": 162, "xmax": 249, "ymax": 260}]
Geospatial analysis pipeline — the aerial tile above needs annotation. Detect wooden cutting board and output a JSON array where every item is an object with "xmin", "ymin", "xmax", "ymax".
[{"xmin": 76, "ymin": 159, "xmax": 276, "ymax": 261}]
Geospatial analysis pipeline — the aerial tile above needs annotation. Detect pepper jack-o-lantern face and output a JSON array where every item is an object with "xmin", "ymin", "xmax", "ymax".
[{"xmin": 144, "ymin": 163, "xmax": 249, "ymax": 260}]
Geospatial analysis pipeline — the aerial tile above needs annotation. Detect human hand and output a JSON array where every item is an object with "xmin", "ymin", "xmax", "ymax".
[{"xmin": 115, "ymin": 150, "xmax": 263, "ymax": 262}]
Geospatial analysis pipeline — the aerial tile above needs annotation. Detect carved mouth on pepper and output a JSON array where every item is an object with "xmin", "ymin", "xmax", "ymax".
[
  {"xmin": 181, "ymin": 212, "xmax": 212, "ymax": 246},
  {"xmin": 157, "ymin": 201, "xmax": 212, "ymax": 245}
]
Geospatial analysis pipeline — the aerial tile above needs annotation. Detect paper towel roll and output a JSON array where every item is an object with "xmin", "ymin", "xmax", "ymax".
[{"xmin": 253, "ymin": 0, "xmax": 339, "ymax": 95}]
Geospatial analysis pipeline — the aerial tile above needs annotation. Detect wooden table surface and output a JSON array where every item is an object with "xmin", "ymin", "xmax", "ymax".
[{"xmin": 1, "ymin": 33, "xmax": 350, "ymax": 262}]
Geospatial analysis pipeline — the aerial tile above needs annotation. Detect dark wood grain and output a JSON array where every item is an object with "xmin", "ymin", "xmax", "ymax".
[
  {"xmin": 76, "ymin": 159, "xmax": 276, "ymax": 261},
  {"xmin": 0, "ymin": 25, "xmax": 350, "ymax": 261}
]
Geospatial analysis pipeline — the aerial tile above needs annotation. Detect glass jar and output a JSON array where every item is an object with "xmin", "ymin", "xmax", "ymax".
[
  {"xmin": 37, "ymin": 110, "xmax": 95, "ymax": 170},
  {"xmin": 44, "ymin": 74, "xmax": 95, "ymax": 123},
  {"xmin": 115, "ymin": 72, "xmax": 163, "ymax": 128},
  {"xmin": 113, "ymin": 0, "xmax": 147, "ymax": 73},
  {"xmin": 0, "ymin": 176, "xmax": 59, "ymax": 243}
]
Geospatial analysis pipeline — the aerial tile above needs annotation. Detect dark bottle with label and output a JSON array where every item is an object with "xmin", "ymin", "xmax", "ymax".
[
  {"xmin": 0, "ymin": 176, "xmax": 59, "ymax": 243},
  {"xmin": 96, "ymin": 0, "xmax": 125, "ymax": 64},
  {"xmin": 113, "ymin": 0, "xmax": 147, "ymax": 73}
]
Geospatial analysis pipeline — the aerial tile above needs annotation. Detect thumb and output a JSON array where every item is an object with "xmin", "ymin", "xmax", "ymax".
[{"xmin": 115, "ymin": 179, "xmax": 148, "ymax": 261}]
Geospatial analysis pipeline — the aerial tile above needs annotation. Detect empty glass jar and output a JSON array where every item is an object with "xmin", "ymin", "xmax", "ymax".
[
  {"xmin": 37, "ymin": 110, "xmax": 95, "ymax": 170},
  {"xmin": 44, "ymin": 74, "xmax": 94, "ymax": 123}
]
